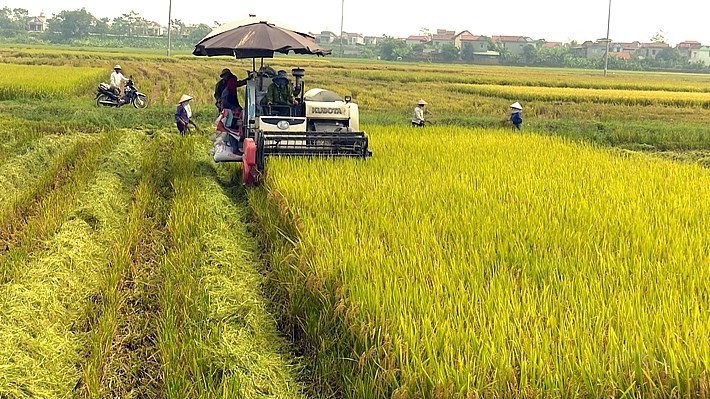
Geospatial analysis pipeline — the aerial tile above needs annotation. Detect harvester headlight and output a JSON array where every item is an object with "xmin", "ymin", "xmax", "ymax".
[{"xmin": 277, "ymin": 120, "xmax": 290, "ymax": 130}]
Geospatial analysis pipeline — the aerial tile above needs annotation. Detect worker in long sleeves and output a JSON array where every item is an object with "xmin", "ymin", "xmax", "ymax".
[
  {"xmin": 265, "ymin": 70, "xmax": 296, "ymax": 115},
  {"xmin": 110, "ymin": 64, "xmax": 128, "ymax": 97},
  {"xmin": 412, "ymin": 99, "xmax": 427, "ymax": 127},
  {"xmin": 214, "ymin": 68, "xmax": 233, "ymax": 114},
  {"xmin": 510, "ymin": 102, "xmax": 523, "ymax": 130},
  {"xmin": 175, "ymin": 94, "xmax": 195, "ymax": 135}
]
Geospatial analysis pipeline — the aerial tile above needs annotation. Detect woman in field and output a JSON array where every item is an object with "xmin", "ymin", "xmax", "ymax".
[{"xmin": 175, "ymin": 94, "xmax": 194, "ymax": 135}]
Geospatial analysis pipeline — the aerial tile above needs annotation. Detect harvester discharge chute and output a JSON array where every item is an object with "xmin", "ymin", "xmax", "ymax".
[{"xmin": 193, "ymin": 16, "xmax": 372, "ymax": 185}]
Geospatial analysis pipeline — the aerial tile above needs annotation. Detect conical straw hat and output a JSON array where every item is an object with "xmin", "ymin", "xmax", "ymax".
[{"xmin": 179, "ymin": 94, "xmax": 193, "ymax": 104}]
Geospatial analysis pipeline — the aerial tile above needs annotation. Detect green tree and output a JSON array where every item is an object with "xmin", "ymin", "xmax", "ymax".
[
  {"xmin": 650, "ymin": 30, "xmax": 668, "ymax": 44},
  {"xmin": 0, "ymin": 7, "xmax": 30, "ymax": 37},
  {"xmin": 171, "ymin": 19, "xmax": 186, "ymax": 36},
  {"xmin": 110, "ymin": 15, "xmax": 130, "ymax": 36},
  {"xmin": 379, "ymin": 37, "xmax": 408, "ymax": 60},
  {"xmin": 188, "ymin": 23, "xmax": 211, "ymax": 42},
  {"xmin": 655, "ymin": 47, "xmax": 681, "ymax": 63},
  {"xmin": 441, "ymin": 43, "xmax": 459, "ymax": 61},
  {"xmin": 522, "ymin": 44, "xmax": 538, "ymax": 64},
  {"xmin": 47, "ymin": 8, "xmax": 95, "ymax": 42},
  {"xmin": 92, "ymin": 17, "xmax": 110, "ymax": 35},
  {"xmin": 461, "ymin": 42, "xmax": 475, "ymax": 61}
]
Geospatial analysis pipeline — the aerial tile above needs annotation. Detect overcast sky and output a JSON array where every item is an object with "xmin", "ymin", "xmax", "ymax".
[{"xmin": 4, "ymin": 0, "xmax": 709, "ymax": 44}]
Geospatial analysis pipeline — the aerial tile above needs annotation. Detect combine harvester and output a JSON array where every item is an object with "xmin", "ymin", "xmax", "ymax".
[{"xmin": 193, "ymin": 16, "xmax": 372, "ymax": 185}]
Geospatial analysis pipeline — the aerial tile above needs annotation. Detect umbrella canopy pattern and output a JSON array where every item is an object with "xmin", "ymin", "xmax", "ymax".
[{"xmin": 193, "ymin": 17, "xmax": 331, "ymax": 59}]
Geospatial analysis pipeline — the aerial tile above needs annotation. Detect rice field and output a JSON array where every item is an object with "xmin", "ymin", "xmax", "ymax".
[
  {"xmin": 0, "ymin": 64, "xmax": 104, "ymax": 100},
  {"xmin": 0, "ymin": 47, "xmax": 708, "ymax": 399},
  {"xmin": 250, "ymin": 127, "xmax": 710, "ymax": 398}
]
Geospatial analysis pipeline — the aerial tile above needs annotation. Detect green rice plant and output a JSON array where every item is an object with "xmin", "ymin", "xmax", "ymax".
[
  {"xmin": 250, "ymin": 126, "xmax": 710, "ymax": 398},
  {"xmin": 158, "ymin": 137, "xmax": 305, "ymax": 399},
  {"xmin": 0, "ymin": 133, "xmax": 147, "ymax": 398}
]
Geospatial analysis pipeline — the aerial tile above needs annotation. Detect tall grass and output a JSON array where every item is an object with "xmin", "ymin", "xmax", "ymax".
[{"xmin": 250, "ymin": 126, "xmax": 710, "ymax": 398}]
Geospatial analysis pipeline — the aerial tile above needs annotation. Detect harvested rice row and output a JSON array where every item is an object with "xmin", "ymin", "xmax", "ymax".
[
  {"xmin": 0, "ymin": 134, "xmax": 87, "ymax": 217},
  {"xmin": 0, "ymin": 134, "xmax": 111, "ymax": 252},
  {"xmin": 81, "ymin": 132, "xmax": 173, "ymax": 399},
  {"xmin": 0, "ymin": 133, "xmax": 148, "ymax": 398},
  {"xmin": 0, "ymin": 120, "xmax": 48, "ymax": 166},
  {"xmin": 158, "ymin": 137, "xmax": 305, "ymax": 399},
  {"xmin": 0, "ymin": 133, "xmax": 115, "ymax": 283}
]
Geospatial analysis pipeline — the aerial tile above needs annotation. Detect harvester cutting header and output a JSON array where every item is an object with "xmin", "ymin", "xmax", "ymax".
[{"xmin": 193, "ymin": 16, "xmax": 372, "ymax": 185}]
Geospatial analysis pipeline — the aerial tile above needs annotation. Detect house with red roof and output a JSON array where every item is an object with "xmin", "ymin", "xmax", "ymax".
[
  {"xmin": 431, "ymin": 29, "xmax": 456, "ymax": 47},
  {"xmin": 677, "ymin": 40, "xmax": 703, "ymax": 60},
  {"xmin": 492, "ymin": 35, "xmax": 536, "ymax": 57},
  {"xmin": 454, "ymin": 31, "xmax": 489, "ymax": 52}
]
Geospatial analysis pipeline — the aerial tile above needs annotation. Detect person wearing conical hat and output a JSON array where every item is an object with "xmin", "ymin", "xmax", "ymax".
[
  {"xmin": 175, "ymin": 94, "xmax": 194, "ymax": 135},
  {"xmin": 510, "ymin": 102, "xmax": 523, "ymax": 131},
  {"xmin": 412, "ymin": 99, "xmax": 427, "ymax": 127}
]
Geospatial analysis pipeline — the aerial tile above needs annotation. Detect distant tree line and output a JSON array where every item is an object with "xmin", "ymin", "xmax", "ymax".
[
  {"xmin": 0, "ymin": 7, "xmax": 212, "ymax": 49},
  {"xmin": 353, "ymin": 37, "xmax": 709, "ymax": 72}
]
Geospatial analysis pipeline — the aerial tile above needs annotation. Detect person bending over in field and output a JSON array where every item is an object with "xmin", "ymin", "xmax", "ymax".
[
  {"xmin": 412, "ymin": 99, "xmax": 427, "ymax": 127},
  {"xmin": 510, "ymin": 102, "xmax": 523, "ymax": 130}
]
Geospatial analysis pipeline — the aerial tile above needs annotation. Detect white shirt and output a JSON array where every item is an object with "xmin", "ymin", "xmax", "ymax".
[
  {"xmin": 412, "ymin": 105, "xmax": 425, "ymax": 123},
  {"xmin": 110, "ymin": 71, "xmax": 128, "ymax": 88}
]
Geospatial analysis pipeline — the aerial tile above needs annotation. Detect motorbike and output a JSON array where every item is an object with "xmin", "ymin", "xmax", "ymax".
[{"xmin": 95, "ymin": 77, "xmax": 148, "ymax": 109}]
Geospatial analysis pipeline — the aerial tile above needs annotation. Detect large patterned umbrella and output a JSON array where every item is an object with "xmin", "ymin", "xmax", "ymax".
[{"xmin": 193, "ymin": 16, "xmax": 331, "ymax": 59}]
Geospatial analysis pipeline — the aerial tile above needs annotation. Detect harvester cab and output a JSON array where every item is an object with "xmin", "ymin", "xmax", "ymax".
[{"xmin": 216, "ymin": 67, "xmax": 372, "ymax": 185}]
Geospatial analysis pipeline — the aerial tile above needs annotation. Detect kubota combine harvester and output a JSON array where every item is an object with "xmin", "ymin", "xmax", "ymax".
[{"xmin": 193, "ymin": 16, "xmax": 372, "ymax": 185}]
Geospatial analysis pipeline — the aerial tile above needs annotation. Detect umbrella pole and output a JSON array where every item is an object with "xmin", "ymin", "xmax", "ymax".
[{"xmin": 252, "ymin": 58, "xmax": 256, "ymax": 71}]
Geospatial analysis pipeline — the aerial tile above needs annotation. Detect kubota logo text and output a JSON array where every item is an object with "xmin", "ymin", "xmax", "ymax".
[{"xmin": 312, "ymin": 107, "xmax": 343, "ymax": 115}]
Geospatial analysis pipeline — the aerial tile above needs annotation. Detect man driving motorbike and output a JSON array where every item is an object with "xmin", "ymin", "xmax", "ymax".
[{"xmin": 110, "ymin": 65, "xmax": 129, "ymax": 99}]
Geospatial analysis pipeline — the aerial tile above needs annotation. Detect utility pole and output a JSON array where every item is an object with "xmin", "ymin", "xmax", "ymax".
[
  {"xmin": 340, "ymin": 0, "xmax": 344, "ymax": 57},
  {"xmin": 167, "ymin": 0, "xmax": 172, "ymax": 56},
  {"xmin": 604, "ymin": 0, "xmax": 612, "ymax": 76}
]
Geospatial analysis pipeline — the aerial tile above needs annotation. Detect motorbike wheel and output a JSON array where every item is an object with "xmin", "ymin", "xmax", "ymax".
[
  {"xmin": 133, "ymin": 95, "xmax": 148, "ymax": 109},
  {"xmin": 96, "ymin": 94, "xmax": 113, "ymax": 107}
]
